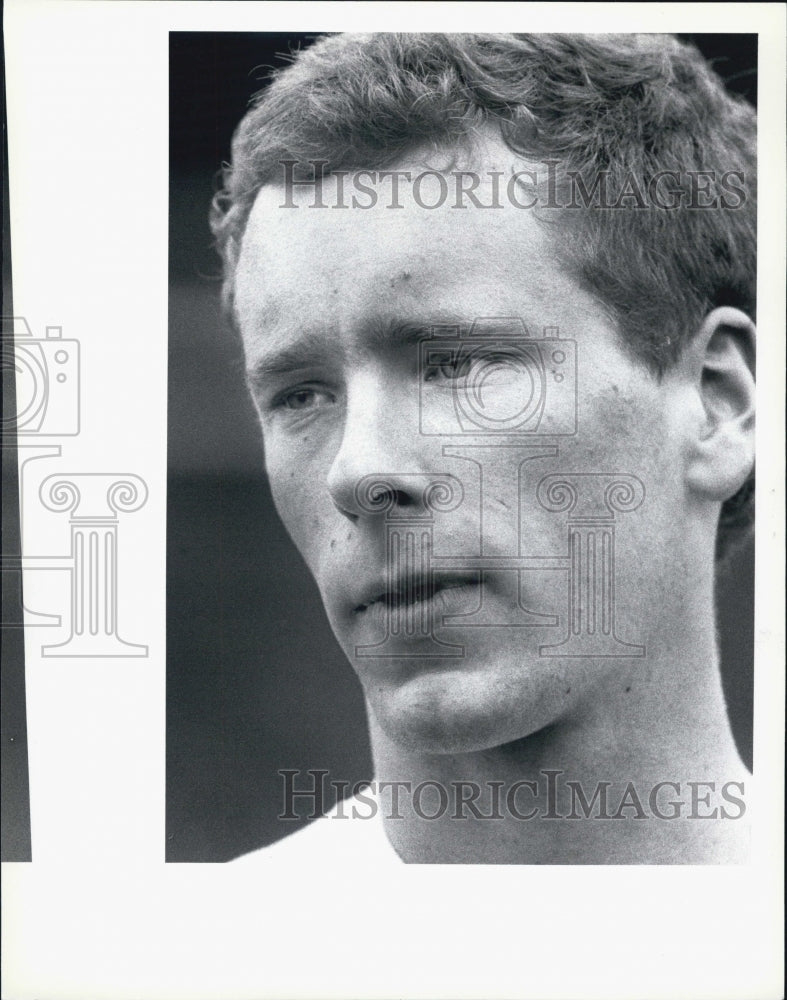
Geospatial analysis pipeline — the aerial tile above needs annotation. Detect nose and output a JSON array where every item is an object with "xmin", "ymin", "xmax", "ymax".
[{"xmin": 326, "ymin": 369, "xmax": 425, "ymax": 520}]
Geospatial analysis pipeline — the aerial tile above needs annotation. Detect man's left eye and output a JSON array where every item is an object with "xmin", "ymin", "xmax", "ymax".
[
  {"xmin": 423, "ymin": 353, "xmax": 472, "ymax": 382},
  {"xmin": 424, "ymin": 350, "xmax": 522, "ymax": 384}
]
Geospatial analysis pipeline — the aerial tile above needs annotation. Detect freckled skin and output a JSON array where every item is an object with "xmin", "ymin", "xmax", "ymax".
[
  {"xmin": 236, "ymin": 142, "xmax": 689, "ymax": 754},
  {"xmin": 234, "ymin": 131, "xmax": 750, "ymax": 862}
]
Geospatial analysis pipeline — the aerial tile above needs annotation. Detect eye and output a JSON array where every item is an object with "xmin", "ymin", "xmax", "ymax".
[
  {"xmin": 469, "ymin": 352, "xmax": 527, "ymax": 382},
  {"xmin": 271, "ymin": 384, "xmax": 335, "ymax": 414},
  {"xmin": 283, "ymin": 388, "xmax": 319, "ymax": 410},
  {"xmin": 423, "ymin": 349, "xmax": 524, "ymax": 384},
  {"xmin": 423, "ymin": 350, "xmax": 472, "ymax": 383}
]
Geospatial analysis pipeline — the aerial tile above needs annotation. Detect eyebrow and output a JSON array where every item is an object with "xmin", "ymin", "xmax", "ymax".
[
  {"xmin": 245, "ymin": 316, "xmax": 468, "ymax": 388},
  {"xmin": 245, "ymin": 333, "xmax": 329, "ymax": 387}
]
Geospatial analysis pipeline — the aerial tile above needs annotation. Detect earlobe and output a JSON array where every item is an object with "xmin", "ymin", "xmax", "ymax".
[{"xmin": 684, "ymin": 307, "xmax": 755, "ymax": 502}]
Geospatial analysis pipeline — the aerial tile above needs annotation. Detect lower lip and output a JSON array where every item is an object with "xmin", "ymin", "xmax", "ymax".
[{"xmin": 356, "ymin": 581, "xmax": 483, "ymax": 639}]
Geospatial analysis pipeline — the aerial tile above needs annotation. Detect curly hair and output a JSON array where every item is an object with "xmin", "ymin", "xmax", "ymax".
[{"xmin": 209, "ymin": 33, "xmax": 756, "ymax": 561}]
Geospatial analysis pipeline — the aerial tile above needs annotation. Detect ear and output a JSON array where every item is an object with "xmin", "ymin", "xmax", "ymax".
[{"xmin": 683, "ymin": 306, "xmax": 755, "ymax": 502}]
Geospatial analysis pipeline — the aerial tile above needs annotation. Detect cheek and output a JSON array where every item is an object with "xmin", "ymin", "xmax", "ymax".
[
  {"xmin": 577, "ymin": 375, "xmax": 673, "ymax": 474},
  {"xmin": 264, "ymin": 440, "xmax": 342, "ymax": 579},
  {"xmin": 265, "ymin": 448, "xmax": 323, "ymax": 551},
  {"xmin": 564, "ymin": 379, "xmax": 686, "ymax": 555}
]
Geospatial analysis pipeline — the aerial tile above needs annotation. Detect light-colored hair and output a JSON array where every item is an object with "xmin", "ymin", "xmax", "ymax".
[{"xmin": 210, "ymin": 33, "xmax": 756, "ymax": 559}]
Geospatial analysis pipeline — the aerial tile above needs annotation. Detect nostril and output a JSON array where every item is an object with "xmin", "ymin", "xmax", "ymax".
[
  {"xmin": 365, "ymin": 485, "xmax": 415, "ymax": 511},
  {"xmin": 333, "ymin": 473, "xmax": 430, "ymax": 520},
  {"xmin": 391, "ymin": 489, "xmax": 414, "ymax": 508}
]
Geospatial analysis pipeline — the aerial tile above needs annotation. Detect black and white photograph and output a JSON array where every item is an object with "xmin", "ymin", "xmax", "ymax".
[
  {"xmin": 168, "ymin": 29, "xmax": 759, "ymax": 868},
  {"xmin": 3, "ymin": 3, "xmax": 785, "ymax": 998}
]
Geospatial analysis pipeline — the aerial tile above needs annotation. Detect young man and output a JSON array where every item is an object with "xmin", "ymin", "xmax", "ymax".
[{"xmin": 211, "ymin": 33, "xmax": 755, "ymax": 864}]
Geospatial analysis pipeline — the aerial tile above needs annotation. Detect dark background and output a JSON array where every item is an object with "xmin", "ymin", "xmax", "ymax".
[
  {"xmin": 166, "ymin": 33, "xmax": 757, "ymax": 862},
  {"xmin": 2, "ymin": 55, "xmax": 33, "ymax": 861}
]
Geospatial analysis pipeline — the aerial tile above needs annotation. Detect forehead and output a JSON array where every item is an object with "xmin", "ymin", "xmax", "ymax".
[{"xmin": 234, "ymin": 134, "xmax": 613, "ymax": 353}]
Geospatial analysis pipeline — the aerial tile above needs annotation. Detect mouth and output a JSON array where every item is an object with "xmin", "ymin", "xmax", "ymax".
[{"xmin": 353, "ymin": 573, "xmax": 480, "ymax": 615}]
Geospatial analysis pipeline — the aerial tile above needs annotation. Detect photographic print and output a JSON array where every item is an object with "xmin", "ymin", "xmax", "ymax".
[
  {"xmin": 3, "ymin": 4, "xmax": 784, "ymax": 999},
  {"xmin": 169, "ymin": 30, "xmax": 756, "ymax": 866}
]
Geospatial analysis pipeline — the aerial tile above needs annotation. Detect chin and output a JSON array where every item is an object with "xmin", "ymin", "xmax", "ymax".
[{"xmin": 364, "ymin": 666, "xmax": 560, "ymax": 755}]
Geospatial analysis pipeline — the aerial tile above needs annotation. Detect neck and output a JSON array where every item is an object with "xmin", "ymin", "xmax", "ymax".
[{"xmin": 367, "ymin": 595, "xmax": 749, "ymax": 864}]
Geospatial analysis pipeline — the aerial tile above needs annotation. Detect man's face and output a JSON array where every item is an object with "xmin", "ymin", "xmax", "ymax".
[{"xmin": 235, "ymin": 137, "xmax": 692, "ymax": 754}]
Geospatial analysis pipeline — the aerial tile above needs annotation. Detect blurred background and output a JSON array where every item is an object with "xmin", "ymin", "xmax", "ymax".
[{"xmin": 167, "ymin": 32, "xmax": 756, "ymax": 862}]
